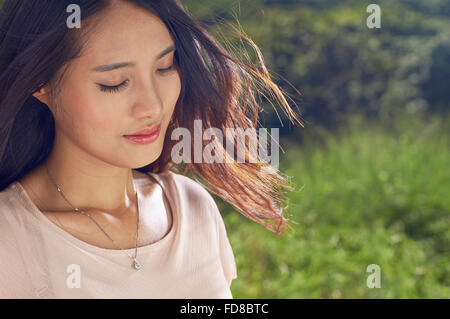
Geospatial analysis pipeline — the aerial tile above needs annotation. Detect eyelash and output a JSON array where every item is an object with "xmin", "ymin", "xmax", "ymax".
[{"xmin": 97, "ymin": 64, "xmax": 176, "ymax": 93}]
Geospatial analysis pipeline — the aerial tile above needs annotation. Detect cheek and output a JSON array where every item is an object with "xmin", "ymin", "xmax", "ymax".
[
  {"xmin": 59, "ymin": 86, "xmax": 119, "ymax": 140},
  {"xmin": 162, "ymin": 73, "xmax": 181, "ymax": 120}
]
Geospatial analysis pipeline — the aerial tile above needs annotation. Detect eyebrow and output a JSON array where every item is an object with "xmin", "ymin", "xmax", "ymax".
[{"xmin": 91, "ymin": 43, "xmax": 176, "ymax": 72}]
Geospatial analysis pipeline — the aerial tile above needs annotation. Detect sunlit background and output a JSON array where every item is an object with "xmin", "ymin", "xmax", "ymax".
[
  {"xmin": 181, "ymin": 0, "xmax": 449, "ymax": 298},
  {"xmin": 1, "ymin": 0, "xmax": 448, "ymax": 298}
]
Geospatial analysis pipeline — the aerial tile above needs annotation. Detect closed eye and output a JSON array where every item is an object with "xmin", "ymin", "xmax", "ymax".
[
  {"xmin": 157, "ymin": 64, "xmax": 175, "ymax": 74},
  {"xmin": 97, "ymin": 79, "xmax": 130, "ymax": 93},
  {"xmin": 96, "ymin": 64, "xmax": 176, "ymax": 93}
]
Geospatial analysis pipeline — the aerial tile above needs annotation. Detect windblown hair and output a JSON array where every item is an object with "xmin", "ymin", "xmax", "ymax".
[{"xmin": 0, "ymin": 0, "xmax": 304, "ymax": 235}]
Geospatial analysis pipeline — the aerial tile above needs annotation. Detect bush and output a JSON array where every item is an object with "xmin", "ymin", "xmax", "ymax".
[{"xmin": 220, "ymin": 112, "xmax": 449, "ymax": 298}]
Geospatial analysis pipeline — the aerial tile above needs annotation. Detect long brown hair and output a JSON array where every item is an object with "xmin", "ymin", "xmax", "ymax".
[{"xmin": 0, "ymin": 0, "xmax": 304, "ymax": 235}]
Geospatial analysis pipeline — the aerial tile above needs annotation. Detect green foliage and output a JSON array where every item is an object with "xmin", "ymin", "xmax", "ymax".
[
  {"xmin": 182, "ymin": 0, "xmax": 450, "ymax": 129},
  {"xmin": 219, "ymin": 112, "xmax": 449, "ymax": 298}
]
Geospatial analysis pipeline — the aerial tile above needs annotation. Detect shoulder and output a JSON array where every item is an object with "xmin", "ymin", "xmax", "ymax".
[
  {"xmin": 0, "ymin": 183, "xmax": 36, "ymax": 297},
  {"xmin": 0, "ymin": 182, "xmax": 15, "ymax": 205},
  {"xmin": 155, "ymin": 170, "xmax": 218, "ymax": 206},
  {"xmin": 0, "ymin": 183, "xmax": 21, "ymax": 228},
  {"xmin": 0, "ymin": 182, "xmax": 27, "ymax": 243},
  {"xmin": 150, "ymin": 170, "xmax": 222, "ymax": 223},
  {"xmin": 0, "ymin": 182, "xmax": 38, "ymax": 251}
]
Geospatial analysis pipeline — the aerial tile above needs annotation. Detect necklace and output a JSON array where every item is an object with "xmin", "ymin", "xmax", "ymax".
[{"xmin": 44, "ymin": 164, "xmax": 142, "ymax": 270}]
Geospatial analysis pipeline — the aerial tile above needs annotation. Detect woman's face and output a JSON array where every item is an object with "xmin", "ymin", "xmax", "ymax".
[{"xmin": 36, "ymin": 1, "xmax": 181, "ymax": 168}]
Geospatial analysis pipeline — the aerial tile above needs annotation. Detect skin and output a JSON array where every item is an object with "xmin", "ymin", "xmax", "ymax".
[{"xmin": 18, "ymin": 0, "xmax": 181, "ymax": 249}]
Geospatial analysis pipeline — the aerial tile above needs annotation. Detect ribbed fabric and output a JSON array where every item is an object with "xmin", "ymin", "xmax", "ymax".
[{"xmin": 0, "ymin": 170, "xmax": 237, "ymax": 298}]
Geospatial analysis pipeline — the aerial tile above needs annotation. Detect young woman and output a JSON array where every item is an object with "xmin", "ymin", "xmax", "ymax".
[{"xmin": 0, "ymin": 0, "xmax": 303, "ymax": 298}]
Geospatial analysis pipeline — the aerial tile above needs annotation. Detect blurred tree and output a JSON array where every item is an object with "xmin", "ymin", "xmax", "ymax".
[
  {"xmin": 182, "ymin": 0, "xmax": 450, "ymax": 132},
  {"xmin": 421, "ymin": 41, "xmax": 450, "ymax": 114}
]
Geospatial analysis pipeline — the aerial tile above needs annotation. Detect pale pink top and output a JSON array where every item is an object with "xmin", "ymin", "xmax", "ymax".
[{"xmin": 0, "ymin": 170, "xmax": 237, "ymax": 298}]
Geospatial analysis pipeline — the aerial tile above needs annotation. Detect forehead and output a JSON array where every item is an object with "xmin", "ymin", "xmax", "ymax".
[{"xmin": 79, "ymin": 1, "xmax": 173, "ymax": 62}]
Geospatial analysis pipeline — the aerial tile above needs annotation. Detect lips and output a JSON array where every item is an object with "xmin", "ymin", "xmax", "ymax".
[
  {"xmin": 123, "ymin": 124, "xmax": 161, "ymax": 145},
  {"xmin": 124, "ymin": 124, "xmax": 161, "ymax": 137}
]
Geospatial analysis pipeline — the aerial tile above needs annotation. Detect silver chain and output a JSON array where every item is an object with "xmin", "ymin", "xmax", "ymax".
[{"xmin": 44, "ymin": 164, "xmax": 142, "ymax": 270}]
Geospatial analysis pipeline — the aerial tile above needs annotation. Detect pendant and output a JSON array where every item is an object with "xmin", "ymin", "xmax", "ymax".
[{"xmin": 133, "ymin": 258, "xmax": 141, "ymax": 270}]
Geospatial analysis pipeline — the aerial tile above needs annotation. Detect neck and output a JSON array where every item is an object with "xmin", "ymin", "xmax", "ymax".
[
  {"xmin": 19, "ymin": 128, "xmax": 143, "ymax": 217},
  {"xmin": 24, "ymin": 160, "xmax": 138, "ymax": 218}
]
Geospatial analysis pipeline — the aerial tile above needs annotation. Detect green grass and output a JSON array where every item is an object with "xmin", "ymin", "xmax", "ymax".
[{"xmin": 219, "ymin": 112, "xmax": 449, "ymax": 298}]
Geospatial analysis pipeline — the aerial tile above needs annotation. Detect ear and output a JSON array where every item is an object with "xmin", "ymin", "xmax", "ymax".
[{"xmin": 32, "ymin": 85, "xmax": 50, "ymax": 106}]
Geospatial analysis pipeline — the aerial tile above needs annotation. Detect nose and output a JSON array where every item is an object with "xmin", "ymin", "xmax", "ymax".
[{"xmin": 131, "ymin": 77, "xmax": 163, "ymax": 120}]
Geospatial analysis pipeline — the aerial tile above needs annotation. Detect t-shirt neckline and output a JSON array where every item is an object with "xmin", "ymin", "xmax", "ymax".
[{"xmin": 9, "ymin": 170, "xmax": 177, "ymax": 256}]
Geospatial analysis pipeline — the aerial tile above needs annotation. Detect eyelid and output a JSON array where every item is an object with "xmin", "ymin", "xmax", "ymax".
[
  {"xmin": 96, "ymin": 63, "xmax": 176, "ymax": 93},
  {"xmin": 157, "ymin": 64, "xmax": 175, "ymax": 73},
  {"xmin": 97, "ymin": 79, "xmax": 129, "ymax": 93}
]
